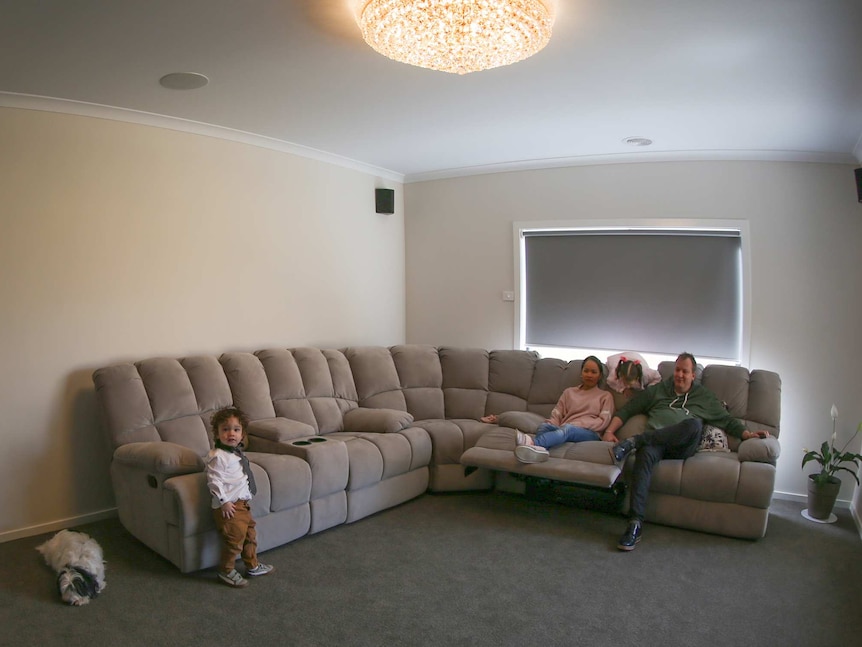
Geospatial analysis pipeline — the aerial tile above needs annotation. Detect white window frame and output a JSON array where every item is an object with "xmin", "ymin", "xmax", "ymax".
[{"xmin": 513, "ymin": 219, "xmax": 752, "ymax": 367}]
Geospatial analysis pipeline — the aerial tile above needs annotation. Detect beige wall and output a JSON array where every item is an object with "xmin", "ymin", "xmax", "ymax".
[
  {"xmin": 3, "ymin": 105, "xmax": 859, "ymax": 538},
  {"xmin": 405, "ymin": 161, "xmax": 862, "ymax": 503},
  {"xmin": 0, "ymin": 107, "xmax": 405, "ymax": 537}
]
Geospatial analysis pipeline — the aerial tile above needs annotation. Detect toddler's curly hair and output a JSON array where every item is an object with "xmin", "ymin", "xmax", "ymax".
[{"xmin": 210, "ymin": 406, "xmax": 250, "ymax": 441}]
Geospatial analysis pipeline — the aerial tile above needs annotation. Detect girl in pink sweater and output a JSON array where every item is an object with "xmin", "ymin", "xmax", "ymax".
[{"xmin": 515, "ymin": 356, "xmax": 614, "ymax": 463}]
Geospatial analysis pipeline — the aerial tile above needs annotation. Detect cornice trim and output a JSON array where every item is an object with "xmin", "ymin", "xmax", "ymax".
[
  {"xmin": 0, "ymin": 91, "xmax": 405, "ymax": 183},
  {"xmin": 404, "ymin": 149, "xmax": 859, "ymax": 183}
]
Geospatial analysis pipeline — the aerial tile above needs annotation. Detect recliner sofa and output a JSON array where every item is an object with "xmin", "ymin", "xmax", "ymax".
[{"xmin": 93, "ymin": 345, "xmax": 781, "ymax": 572}]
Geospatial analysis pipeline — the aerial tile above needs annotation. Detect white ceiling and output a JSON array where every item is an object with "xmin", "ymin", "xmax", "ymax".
[{"xmin": 2, "ymin": 0, "xmax": 861, "ymax": 182}]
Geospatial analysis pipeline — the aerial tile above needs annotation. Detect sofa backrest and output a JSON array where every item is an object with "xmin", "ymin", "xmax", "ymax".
[
  {"xmin": 524, "ymin": 356, "xmax": 586, "ymax": 418},
  {"xmin": 93, "ymin": 355, "xmax": 232, "ymax": 454},
  {"xmin": 94, "ymin": 346, "xmax": 782, "ymax": 453},
  {"xmin": 657, "ymin": 360, "xmax": 781, "ymax": 436},
  {"xmin": 222, "ymin": 348, "xmax": 360, "ymax": 435}
]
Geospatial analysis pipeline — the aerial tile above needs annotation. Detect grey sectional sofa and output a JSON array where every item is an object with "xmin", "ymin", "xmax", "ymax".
[{"xmin": 93, "ymin": 345, "xmax": 781, "ymax": 572}]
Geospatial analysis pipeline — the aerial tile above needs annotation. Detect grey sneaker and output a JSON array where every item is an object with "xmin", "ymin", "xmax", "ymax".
[
  {"xmin": 515, "ymin": 444, "xmax": 550, "ymax": 463},
  {"xmin": 217, "ymin": 569, "xmax": 248, "ymax": 588},
  {"xmin": 247, "ymin": 563, "xmax": 275, "ymax": 577},
  {"xmin": 610, "ymin": 439, "xmax": 635, "ymax": 463}
]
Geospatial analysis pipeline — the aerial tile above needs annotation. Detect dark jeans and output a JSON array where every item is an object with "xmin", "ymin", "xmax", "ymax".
[{"xmin": 628, "ymin": 418, "xmax": 703, "ymax": 521}]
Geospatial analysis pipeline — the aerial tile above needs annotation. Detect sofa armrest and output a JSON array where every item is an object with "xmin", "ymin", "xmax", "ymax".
[
  {"xmin": 343, "ymin": 407, "xmax": 414, "ymax": 433},
  {"xmin": 113, "ymin": 442, "xmax": 204, "ymax": 475},
  {"xmin": 737, "ymin": 437, "xmax": 781, "ymax": 463},
  {"xmin": 496, "ymin": 411, "xmax": 546, "ymax": 433},
  {"xmin": 247, "ymin": 417, "xmax": 316, "ymax": 442}
]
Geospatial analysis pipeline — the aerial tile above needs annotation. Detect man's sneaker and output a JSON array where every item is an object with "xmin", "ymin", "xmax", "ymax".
[
  {"xmin": 217, "ymin": 569, "xmax": 248, "ymax": 588},
  {"xmin": 514, "ymin": 430, "xmax": 535, "ymax": 446},
  {"xmin": 609, "ymin": 439, "xmax": 635, "ymax": 463},
  {"xmin": 617, "ymin": 519, "xmax": 643, "ymax": 551},
  {"xmin": 515, "ymin": 444, "xmax": 550, "ymax": 463},
  {"xmin": 247, "ymin": 563, "xmax": 275, "ymax": 577}
]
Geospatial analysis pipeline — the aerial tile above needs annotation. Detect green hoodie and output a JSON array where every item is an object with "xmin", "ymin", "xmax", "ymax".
[{"xmin": 616, "ymin": 378, "xmax": 747, "ymax": 438}]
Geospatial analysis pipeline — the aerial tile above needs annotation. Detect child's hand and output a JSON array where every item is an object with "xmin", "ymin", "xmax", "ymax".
[
  {"xmin": 602, "ymin": 431, "xmax": 619, "ymax": 444},
  {"xmin": 221, "ymin": 501, "xmax": 236, "ymax": 519}
]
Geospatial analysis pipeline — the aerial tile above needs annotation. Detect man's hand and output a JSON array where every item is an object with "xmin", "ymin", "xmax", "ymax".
[
  {"xmin": 603, "ymin": 416, "xmax": 624, "ymax": 443},
  {"xmin": 221, "ymin": 501, "xmax": 236, "ymax": 519},
  {"xmin": 742, "ymin": 430, "xmax": 771, "ymax": 440}
]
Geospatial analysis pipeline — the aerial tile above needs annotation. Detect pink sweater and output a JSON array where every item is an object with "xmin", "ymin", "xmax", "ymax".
[{"xmin": 548, "ymin": 385, "xmax": 614, "ymax": 431}]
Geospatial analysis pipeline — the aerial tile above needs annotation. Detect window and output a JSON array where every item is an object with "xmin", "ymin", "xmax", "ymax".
[{"xmin": 515, "ymin": 221, "xmax": 750, "ymax": 365}]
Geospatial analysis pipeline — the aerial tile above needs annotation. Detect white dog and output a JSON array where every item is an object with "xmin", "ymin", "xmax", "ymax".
[{"xmin": 36, "ymin": 529, "xmax": 106, "ymax": 606}]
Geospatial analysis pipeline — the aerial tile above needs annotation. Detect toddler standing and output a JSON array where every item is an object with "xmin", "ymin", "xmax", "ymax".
[{"xmin": 206, "ymin": 406, "xmax": 275, "ymax": 588}]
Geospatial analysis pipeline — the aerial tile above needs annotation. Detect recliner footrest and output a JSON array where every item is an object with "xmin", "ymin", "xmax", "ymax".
[
  {"xmin": 460, "ymin": 446, "xmax": 621, "ymax": 489},
  {"xmin": 524, "ymin": 477, "xmax": 626, "ymax": 514}
]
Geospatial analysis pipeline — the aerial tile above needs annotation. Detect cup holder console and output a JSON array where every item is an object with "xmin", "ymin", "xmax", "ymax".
[{"xmin": 292, "ymin": 437, "xmax": 328, "ymax": 446}]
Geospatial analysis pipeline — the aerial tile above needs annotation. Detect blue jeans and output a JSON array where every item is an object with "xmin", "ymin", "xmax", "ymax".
[{"xmin": 534, "ymin": 422, "xmax": 601, "ymax": 449}]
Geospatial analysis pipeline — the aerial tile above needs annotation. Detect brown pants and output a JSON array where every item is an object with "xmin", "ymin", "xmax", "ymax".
[{"xmin": 212, "ymin": 500, "xmax": 258, "ymax": 574}]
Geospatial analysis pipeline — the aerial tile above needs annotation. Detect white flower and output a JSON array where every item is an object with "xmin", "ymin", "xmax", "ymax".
[{"xmin": 831, "ymin": 404, "xmax": 839, "ymax": 420}]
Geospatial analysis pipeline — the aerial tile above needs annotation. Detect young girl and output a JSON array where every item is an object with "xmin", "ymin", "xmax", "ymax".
[
  {"xmin": 514, "ymin": 356, "xmax": 614, "ymax": 463},
  {"xmin": 206, "ymin": 407, "xmax": 275, "ymax": 588},
  {"xmin": 605, "ymin": 351, "xmax": 662, "ymax": 397}
]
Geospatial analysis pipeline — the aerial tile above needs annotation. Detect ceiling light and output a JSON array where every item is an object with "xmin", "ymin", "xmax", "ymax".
[
  {"xmin": 356, "ymin": 0, "xmax": 556, "ymax": 75},
  {"xmin": 623, "ymin": 136, "xmax": 653, "ymax": 147},
  {"xmin": 159, "ymin": 72, "xmax": 209, "ymax": 90}
]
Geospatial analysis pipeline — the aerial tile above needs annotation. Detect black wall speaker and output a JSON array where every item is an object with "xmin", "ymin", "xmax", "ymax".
[
  {"xmin": 855, "ymin": 168, "xmax": 862, "ymax": 203},
  {"xmin": 375, "ymin": 188, "xmax": 395, "ymax": 214}
]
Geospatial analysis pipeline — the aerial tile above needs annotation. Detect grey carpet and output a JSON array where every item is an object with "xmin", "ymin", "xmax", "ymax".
[{"xmin": 2, "ymin": 494, "xmax": 860, "ymax": 647}]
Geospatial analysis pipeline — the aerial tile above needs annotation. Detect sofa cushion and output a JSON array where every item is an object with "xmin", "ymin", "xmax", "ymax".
[
  {"xmin": 552, "ymin": 440, "xmax": 616, "ymax": 465},
  {"xmin": 220, "ymin": 353, "xmax": 277, "ymax": 420},
  {"xmin": 246, "ymin": 452, "xmax": 312, "ymax": 513},
  {"xmin": 441, "ymin": 347, "xmax": 490, "ymax": 419},
  {"xmin": 114, "ymin": 442, "xmax": 205, "ymax": 475},
  {"xmin": 345, "ymin": 346, "xmax": 409, "ymax": 411},
  {"xmin": 497, "ymin": 410, "xmax": 545, "ymax": 433},
  {"xmin": 391, "ymin": 344, "xmax": 445, "ymax": 420},
  {"xmin": 737, "ymin": 436, "xmax": 781, "ymax": 463},
  {"xmin": 247, "ymin": 417, "xmax": 317, "ymax": 443},
  {"xmin": 343, "ymin": 407, "xmax": 414, "ymax": 433}
]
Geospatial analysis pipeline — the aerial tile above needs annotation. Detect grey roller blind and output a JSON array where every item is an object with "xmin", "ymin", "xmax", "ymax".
[{"xmin": 524, "ymin": 229, "xmax": 742, "ymax": 361}]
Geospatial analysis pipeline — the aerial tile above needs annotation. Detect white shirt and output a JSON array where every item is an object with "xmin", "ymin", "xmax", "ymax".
[{"xmin": 205, "ymin": 447, "xmax": 253, "ymax": 509}]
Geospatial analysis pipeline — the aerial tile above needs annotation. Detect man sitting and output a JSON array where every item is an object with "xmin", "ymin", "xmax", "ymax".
[{"xmin": 603, "ymin": 352, "xmax": 771, "ymax": 551}]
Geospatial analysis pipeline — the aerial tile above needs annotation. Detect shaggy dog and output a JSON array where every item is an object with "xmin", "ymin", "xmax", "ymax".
[{"xmin": 36, "ymin": 530, "xmax": 106, "ymax": 606}]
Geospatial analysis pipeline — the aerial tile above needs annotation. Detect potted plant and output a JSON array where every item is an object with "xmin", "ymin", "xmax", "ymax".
[{"xmin": 801, "ymin": 405, "xmax": 862, "ymax": 521}]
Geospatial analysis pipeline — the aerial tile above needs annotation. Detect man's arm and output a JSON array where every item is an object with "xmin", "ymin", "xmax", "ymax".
[
  {"xmin": 602, "ymin": 416, "xmax": 624, "ymax": 443},
  {"xmin": 602, "ymin": 383, "xmax": 659, "ymax": 443},
  {"xmin": 700, "ymin": 388, "xmax": 771, "ymax": 439}
]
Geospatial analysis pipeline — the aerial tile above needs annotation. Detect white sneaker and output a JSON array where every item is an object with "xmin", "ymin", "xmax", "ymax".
[
  {"xmin": 217, "ymin": 569, "xmax": 248, "ymax": 588},
  {"xmin": 515, "ymin": 445, "xmax": 550, "ymax": 463},
  {"xmin": 514, "ymin": 431, "xmax": 535, "ymax": 446},
  {"xmin": 247, "ymin": 563, "xmax": 275, "ymax": 577}
]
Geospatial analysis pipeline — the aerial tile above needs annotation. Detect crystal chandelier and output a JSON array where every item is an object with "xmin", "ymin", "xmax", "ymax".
[{"xmin": 356, "ymin": 0, "xmax": 556, "ymax": 75}]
